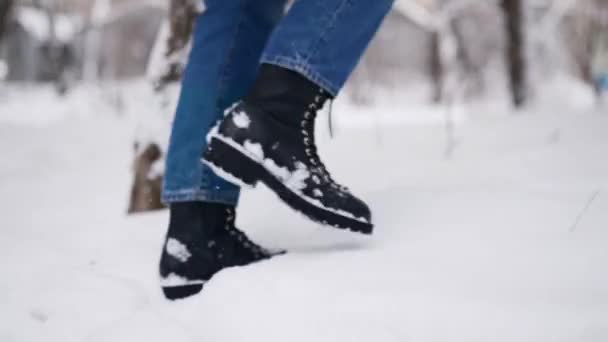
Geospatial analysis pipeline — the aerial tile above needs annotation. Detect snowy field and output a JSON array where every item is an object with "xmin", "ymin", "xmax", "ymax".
[{"xmin": 1, "ymin": 83, "xmax": 607, "ymax": 341}]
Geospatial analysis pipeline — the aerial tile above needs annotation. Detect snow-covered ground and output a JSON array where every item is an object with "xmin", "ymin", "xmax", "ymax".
[{"xmin": 1, "ymin": 83, "xmax": 607, "ymax": 342}]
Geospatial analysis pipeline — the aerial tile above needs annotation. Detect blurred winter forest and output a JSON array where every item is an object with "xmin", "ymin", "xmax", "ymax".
[
  {"xmin": 3, "ymin": 3, "xmax": 608, "ymax": 339},
  {"xmin": 1, "ymin": 0, "xmax": 607, "ymax": 212}
]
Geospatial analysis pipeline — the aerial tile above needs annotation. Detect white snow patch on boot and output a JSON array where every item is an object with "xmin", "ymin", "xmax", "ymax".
[
  {"xmin": 166, "ymin": 238, "xmax": 192, "ymax": 262},
  {"xmin": 206, "ymin": 121, "xmax": 220, "ymax": 143},
  {"xmin": 263, "ymin": 158, "xmax": 290, "ymax": 181},
  {"xmin": 232, "ymin": 110, "xmax": 251, "ymax": 129},
  {"xmin": 262, "ymin": 159, "xmax": 309, "ymax": 192},
  {"xmin": 313, "ymin": 189, "xmax": 323, "ymax": 198},
  {"xmin": 244, "ymin": 140, "xmax": 264, "ymax": 160},
  {"xmin": 223, "ymin": 102, "xmax": 239, "ymax": 117},
  {"xmin": 160, "ymin": 273, "xmax": 205, "ymax": 287},
  {"xmin": 207, "ymin": 134, "xmax": 370, "ymax": 223},
  {"xmin": 284, "ymin": 162, "xmax": 310, "ymax": 191}
]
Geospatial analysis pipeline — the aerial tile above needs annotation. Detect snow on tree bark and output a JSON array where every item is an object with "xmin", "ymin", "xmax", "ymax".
[
  {"xmin": 154, "ymin": 0, "xmax": 199, "ymax": 90},
  {"xmin": 561, "ymin": 0, "xmax": 608, "ymax": 99}
]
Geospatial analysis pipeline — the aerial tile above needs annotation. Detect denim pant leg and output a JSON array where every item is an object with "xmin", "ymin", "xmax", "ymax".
[
  {"xmin": 162, "ymin": 0, "xmax": 287, "ymax": 205},
  {"xmin": 261, "ymin": 0, "xmax": 394, "ymax": 96}
]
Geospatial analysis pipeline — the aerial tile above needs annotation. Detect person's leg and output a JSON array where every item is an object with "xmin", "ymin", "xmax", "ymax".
[
  {"xmin": 261, "ymin": 0, "xmax": 394, "ymax": 96},
  {"xmin": 160, "ymin": 0, "xmax": 287, "ymax": 300},
  {"xmin": 162, "ymin": 0, "xmax": 286, "ymax": 205},
  {"xmin": 202, "ymin": 0, "xmax": 394, "ymax": 234}
]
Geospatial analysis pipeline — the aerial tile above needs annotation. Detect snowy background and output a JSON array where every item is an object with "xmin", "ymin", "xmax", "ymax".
[{"xmin": 1, "ymin": 0, "xmax": 608, "ymax": 341}]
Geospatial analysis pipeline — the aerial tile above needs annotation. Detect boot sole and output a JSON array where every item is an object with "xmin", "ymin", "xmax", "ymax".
[
  {"xmin": 203, "ymin": 135, "xmax": 373, "ymax": 234},
  {"xmin": 160, "ymin": 251, "xmax": 285, "ymax": 300},
  {"xmin": 162, "ymin": 284, "xmax": 204, "ymax": 300}
]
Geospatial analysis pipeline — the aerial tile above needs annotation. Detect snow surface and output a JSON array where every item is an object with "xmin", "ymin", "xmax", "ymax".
[{"xmin": 1, "ymin": 82, "xmax": 608, "ymax": 341}]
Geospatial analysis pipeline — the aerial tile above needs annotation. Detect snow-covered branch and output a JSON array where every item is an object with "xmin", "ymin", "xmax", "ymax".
[
  {"xmin": 393, "ymin": 0, "xmax": 499, "ymax": 32},
  {"xmin": 392, "ymin": 0, "xmax": 438, "ymax": 31}
]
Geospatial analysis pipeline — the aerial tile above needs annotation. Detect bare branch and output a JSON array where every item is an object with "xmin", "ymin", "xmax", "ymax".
[{"xmin": 570, "ymin": 189, "xmax": 601, "ymax": 232}]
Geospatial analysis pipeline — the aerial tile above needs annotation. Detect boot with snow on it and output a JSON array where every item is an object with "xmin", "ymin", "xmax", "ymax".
[
  {"xmin": 159, "ymin": 201, "xmax": 278, "ymax": 300},
  {"xmin": 202, "ymin": 64, "xmax": 373, "ymax": 234}
]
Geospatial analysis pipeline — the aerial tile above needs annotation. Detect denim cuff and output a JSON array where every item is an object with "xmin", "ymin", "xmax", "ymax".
[
  {"xmin": 161, "ymin": 189, "xmax": 240, "ymax": 206},
  {"xmin": 260, "ymin": 55, "xmax": 339, "ymax": 96}
]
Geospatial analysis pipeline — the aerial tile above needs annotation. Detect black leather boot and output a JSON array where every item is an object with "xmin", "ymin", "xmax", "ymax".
[
  {"xmin": 159, "ymin": 201, "xmax": 276, "ymax": 300},
  {"xmin": 203, "ymin": 64, "xmax": 373, "ymax": 234}
]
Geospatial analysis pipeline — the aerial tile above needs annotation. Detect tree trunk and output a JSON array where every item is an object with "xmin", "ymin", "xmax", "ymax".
[
  {"xmin": 83, "ymin": 0, "xmax": 111, "ymax": 82},
  {"xmin": 429, "ymin": 30, "xmax": 444, "ymax": 103},
  {"xmin": 0, "ymin": 0, "xmax": 13, "ymax": 44},
  {"xmin": 501, "ymin": 0, "xmax": 527, "ymax": 108},
  {"xmin": 127, "ymin": 0, "xmax": 199, "ymax": 214}
]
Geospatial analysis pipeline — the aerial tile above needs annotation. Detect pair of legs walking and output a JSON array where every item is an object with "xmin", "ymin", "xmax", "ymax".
[{"xmin": 160, "ymin": 0, "xmax": 393, "ymax": 299}]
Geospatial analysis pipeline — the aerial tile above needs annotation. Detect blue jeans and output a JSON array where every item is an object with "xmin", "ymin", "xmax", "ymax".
[
  {"xmin": 162, "ymin": 0, "xmax": 393, "ymax": 205},
  {"xmin": 596, "ymin": 75, "xmax": 608, "ymax": 91}
]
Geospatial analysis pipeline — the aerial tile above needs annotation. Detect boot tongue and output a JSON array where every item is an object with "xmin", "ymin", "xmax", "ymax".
[{"xmin": 244, "ymin": 64, "xmax": 329, "ymax": 127}]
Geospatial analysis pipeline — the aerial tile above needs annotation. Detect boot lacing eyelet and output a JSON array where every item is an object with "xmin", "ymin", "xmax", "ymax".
[
  {"xmin": 299, "ymin": 89, "xmax": 341, "ymax": 188},
  {"xmin": 223, "ymin": 207, "xmax": 266, "ymax": 257}
]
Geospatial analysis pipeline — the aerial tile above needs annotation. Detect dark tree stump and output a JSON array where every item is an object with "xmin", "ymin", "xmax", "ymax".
[{"xmin": 128, "ymin": 143, "xmax": 165, "ymax": 214}]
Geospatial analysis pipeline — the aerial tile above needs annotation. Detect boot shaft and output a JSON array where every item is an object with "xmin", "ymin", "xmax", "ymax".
[
  {"xmin": 244, "ymin": 64, "xmax": 331, "ymax": 127},
  {"xmin": 160, "ymin": 201, "xmax": 274, "ymax": 299},
  {"xmin": 168, "ymin": 201, "xmax": 233, "ymax": 238}
]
